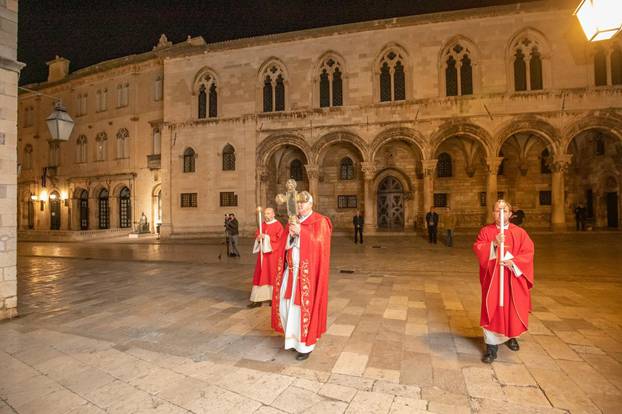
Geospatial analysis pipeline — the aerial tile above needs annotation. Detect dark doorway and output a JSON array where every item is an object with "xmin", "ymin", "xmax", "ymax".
[
  {"xmin": 586, "ymin": 189, "xmax": 594, "ymax": 218},
  {"xmin": 377, "ymin": 176, "xmax": 404, "ymax": 230},
  {"xmin": 99, "ymin": 189, "xmax": 109, "ymax": 229},
  {"xmin": 119, "ymin": 187, "xmax": 131, "ymax": 228},
  {"xmin": 50, "ymin": 191, "xmax": 61, "ymax": 230},
  {"xmin": 606, "ymin": 192, "xmax": 619, "ymax": 228}
]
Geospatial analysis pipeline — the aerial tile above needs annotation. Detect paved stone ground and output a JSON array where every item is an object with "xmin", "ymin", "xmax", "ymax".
[{"xmin": 1, "ymin": 233, "xmax": 621, "ymax": 413}]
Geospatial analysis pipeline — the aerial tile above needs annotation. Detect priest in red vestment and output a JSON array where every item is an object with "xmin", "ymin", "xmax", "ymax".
[
  {"xmin": 473, "ymin": 199, "xmax": 534, "ymax": 363},
  {"xmin": 248, "ymin": 207, "xmax": 285, "ymax": 308},
  {"xmin": 271, "ymin": 191, "xmax": 332, "ymax": 360}
]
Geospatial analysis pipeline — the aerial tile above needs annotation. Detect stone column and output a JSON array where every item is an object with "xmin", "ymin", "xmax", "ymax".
[
  {"xmin": 485, "ymin": 156, "xmax": 503, "ymax": 223},
  {"xmin": 305, "ymin": 163, "xmax": 320, "ymax": 208},
  {"xmin": 361, "ymin": 162, "xmax": 376, "ymax": 232},
  {"xmin": 551, "ymin": 155, "xmax": 572, "ymax": 232},
  {"xmin": 0, "ymin": 2, "xmax": 21, "ymax": 320},
  {"xmin": 422, "ymin": 159, "xmax": 438, "ymax": 214},
  {"xmin": 159, "ymin": 126, "xmax": 173, "ymax": 238}
]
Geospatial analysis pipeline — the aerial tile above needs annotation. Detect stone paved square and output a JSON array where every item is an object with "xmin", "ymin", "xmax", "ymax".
[{"xmin": 1, "ymin": 233, "xmax": 621, "ymax": 413}]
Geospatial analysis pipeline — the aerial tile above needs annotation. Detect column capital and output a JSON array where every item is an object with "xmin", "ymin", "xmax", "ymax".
[
  {"xmin": 551, "ymin": 154, "xmax": 572, "ymax": 173},
  {"xmin": 485, "ymin": 156, "xmax": 504, "ymax": 174},
  {"xmin": 421, "ymin": 159, "xmax": 438, "ymax": 177},
  {"xmin": 360, "ymin": 161, "xmax": 376, "ymax": 180},
  {"xmin": 304, "ymin": 163, "xmax": 320, "ymax": 180}
]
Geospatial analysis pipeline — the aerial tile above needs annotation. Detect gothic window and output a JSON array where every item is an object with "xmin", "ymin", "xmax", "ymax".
[
  {"xmin": 611, "ymin": 47, "xmax": 622, "ymax": 85},
  {"xmin": 444, "ymin": 43, "xmax": 473, "ymax": 96},
  {"xmin": 116, "ymin": 128, "xmax": 129, "ymax": 159},
  {"xmin": 514, "ymin": 49, "xmax": 527, "ymax": 91},
  {"xmin": 340, "ymin": 157, "xmax": 354, "ymax": 180},
  {"xmin": 98, "ymin": 189, "xmax": 109, "ymax": 229},
  {"xmin": 378, "ymin": 50, "xmax": 406, "ymax": 102},
  {"xmin": 95, "ymin": 132, "xmax": 107, "ymax": 161},
  {"xmin": 76, "ymin": 135, "xmax": 87, "ymax": 163},
  {"xmin": 529, "ymin": 47, "xmax": 543, "ymax": 90},
  {"xmin": 119, "ymin": 187, "xmax": 131, "ymax": 229},
  {"xmin": 152, "ymin": 128, "xmax": 161, "ymax": 155},
  {"xmin": 594, "ymin": 47, "xmax": 608, "ymax": 86},
  {"xmin": 48, "ymin": 142, "xmax": 60, "ymax": 167},
  {"xmin": 437, "ymin": 153, "xmax": 453, "ymax": 177},
  {"xmin": 445, "ymin": 57, "xmax": 458, "ymax": 96},
  {"xmin": 318, "ymin": 58, "xmax": 343, "ymax": 108},
  {"xmin": 540, "ymin": 148, "xmax": 551, "ymax": 174},
  {"xmin": 262, "ymin": 64, "xmax": 286, "ymax": 112},
  {"xmin": 222, "ymin": 144, "xmax": 235, "ymax": 171},
  {"xmin": 183, "ymin": 148, "xmax": 196, "ymax": 173},
  {"xmin": 196, "ymin": 72, "xmax": 217, "ymax": 118},
  {"xmin": 511, "ymin": 35, "xmax": 546, "ymax": 91},
  {"xmin": 23, "ymin": 144, "xmax": 33, "ymax": 170},
  {"xmin": 290, "ymin": 159, "xmax": 303, "ymax": 181}
]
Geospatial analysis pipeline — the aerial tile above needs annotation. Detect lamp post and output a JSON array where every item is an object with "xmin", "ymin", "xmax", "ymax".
[{"xmin": 575, "ymin": 0, "xmax": 622, "ymax": 41}]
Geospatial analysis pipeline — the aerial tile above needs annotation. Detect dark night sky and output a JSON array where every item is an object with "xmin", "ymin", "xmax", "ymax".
[{"xmin": 18, "ymin": 0, "xmax": 538, "ymax": 85}]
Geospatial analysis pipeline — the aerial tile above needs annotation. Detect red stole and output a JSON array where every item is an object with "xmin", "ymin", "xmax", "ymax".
[
  {"xmin": 271, "ymin": 212, "xmax": 332, "ymax": 346},
  {"xmin": 252, "ymin": 220, "xmax": 285, "ymax": 287},
  {"xmin": 473, "ymin": 223, "xmax": 534, "ymax": 338}
]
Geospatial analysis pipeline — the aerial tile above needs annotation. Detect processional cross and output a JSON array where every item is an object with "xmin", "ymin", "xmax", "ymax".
[{"xmin": 275, "ymin": 178, "xmax": 300, "ymax": 224}]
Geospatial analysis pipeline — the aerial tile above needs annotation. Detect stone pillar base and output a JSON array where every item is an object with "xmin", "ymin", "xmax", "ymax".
[
  {"xmin": 0, "ymin": 307, "xmax": 18, "ymax": 320},
  {"xmin": 159, "ymin": 223, "xmax": 173, "ymax": 239},
  {"xmin": 551, "ymin": 223, "xmax": 567, "ymax": 232}
]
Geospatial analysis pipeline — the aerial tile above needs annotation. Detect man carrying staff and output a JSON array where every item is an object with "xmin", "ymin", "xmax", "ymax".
[
  {"xmin": 248, "ymin": 207, "xmax": 285, "ymax": 308},
  {"xmin": 473, "ymin": 200, "xmax": 535, "ymax": 363},
  {"xmin": 272, "ymin": 191, "xmax": 332, "ymax": 361}
]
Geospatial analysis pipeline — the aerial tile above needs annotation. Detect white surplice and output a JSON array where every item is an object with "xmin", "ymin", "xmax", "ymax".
[{"xmin": 279, "ymin": 212, "xmax": 315, "ymax": 353}]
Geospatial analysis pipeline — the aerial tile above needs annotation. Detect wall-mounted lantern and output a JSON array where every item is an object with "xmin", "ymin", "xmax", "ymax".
[{"xmin": 575, "ymin": 0, "xmax": 622, "ymax": 41}]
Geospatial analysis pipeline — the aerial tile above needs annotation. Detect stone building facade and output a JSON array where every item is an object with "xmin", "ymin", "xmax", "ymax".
[
  {"xmin": 1, "ymin": 0, "xmax": 21, "ymax": 319},
  {"xmin": 17, "ymin": 1, "xmax": 622, "ymax": 240}
]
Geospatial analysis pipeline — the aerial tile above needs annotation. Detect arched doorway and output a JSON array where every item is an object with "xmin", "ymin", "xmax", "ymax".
[
  {"xmin": 98, "ymin": 189, "xmax": 109, "ymax": 229},
  {"xmin": 152, "ymin": 186, "xmax": 162, "ymax": 234},
  {"xmin": 605, "ymin": 176, "xmax": 619, "ymax": 228},
  {"xmin": 119, "ymin": 187, "xmax": 131, "ymax": 228},
  {"xmin": 50, "ymin": 191, "xmax": 61, "ymax": 230},
  {"xmin": 377, "ymin": 176, "xmax": 404, "ymax": 229},
  {"xmin": 79, "ymin": 190, "xmax": 89, "ymax": 230}
]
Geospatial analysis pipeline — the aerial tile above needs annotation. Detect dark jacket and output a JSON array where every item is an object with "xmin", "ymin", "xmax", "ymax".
[
  {"xmin": 425, "ymin": 212, "xmax": 439, "ymax": 227},
  {"xmin": 353, "ymin": 215, "xmax": 364, "ymax": 228},
  {"xmin": 226, "ymin": 218, "xmax": 239, "ymax": 235}
]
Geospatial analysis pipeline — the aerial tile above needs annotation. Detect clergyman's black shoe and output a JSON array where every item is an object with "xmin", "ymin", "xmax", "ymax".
[
  {"xmin": 505, "ymin": 338, "xmax": 520, "ymax": 351},
  {"xmin": 246, "ymin": 302, "xmax": 261, "ymax": 309},
  {"xmin": 296, "ymin": 352, "xmax": 311, "ymax": 361},
  {"xmin": 482, "ymin": 344, "xmax": 498, "ymax": 364}
]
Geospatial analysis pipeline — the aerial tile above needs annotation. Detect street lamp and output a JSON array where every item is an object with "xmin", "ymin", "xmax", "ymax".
[
  {"xmin": 46, "ymin": 102, "xmax": 75, "ymax": 141},
  {"xmin": 19, "ymin": 87, "xmax": 75, "ymax": 141},
  {"xmin": 575, "ymin": 0, "xmax": 622, "ymax": 41}
]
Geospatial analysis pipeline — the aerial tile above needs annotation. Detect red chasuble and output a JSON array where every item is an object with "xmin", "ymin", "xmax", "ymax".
[
  {"xmin": 473, "ymin": 223, "xmax": 535, "ymax": 338},
  {"xmin": 252, "ymin": 221, "xmax": 285, "ymax": 288},
  {"xmin": 271, "ymin": 212, "xmax": 332, "ymax": 346}
]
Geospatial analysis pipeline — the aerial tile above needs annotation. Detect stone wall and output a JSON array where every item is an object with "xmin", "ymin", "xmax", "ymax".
[{"xmin": 0, "ymin": 0, "xmax": 20, "ymax": 320}]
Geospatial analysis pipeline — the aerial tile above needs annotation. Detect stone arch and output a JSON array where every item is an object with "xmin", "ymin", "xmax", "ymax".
[
  {"xmin": 563, "ymin": 113, "xmax": 622, "ymax": 153},
  {"xmin": 430, "ymin": 121, "xmax": 493, "ymax": 158},
  {"xmin": 72, "ymin": 187, "xmax": 88, "ymax": 199},
  {"xmin": 370, "ymin": 127, "xmax": 426, "ymax": 161},
  {"xmin": 493, "ymin": 116, "xmax": 561, "ymax": 155},
  {"xmin": 256, "ymin": 133, "xmax": 312, "ymax": 167},
  {"xmin": 312, "ymin": 131, "xmax": 369, "ymax": 165},
  {"xmin": 111, "ymin": 183, "xmax": 131, "ymax": 198},
  {"xmin": 373, "ymin": 167, "xmax": 415, "ymax": 193}
]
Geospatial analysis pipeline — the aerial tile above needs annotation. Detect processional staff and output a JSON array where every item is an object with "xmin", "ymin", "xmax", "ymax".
[
  {"xmin": 499, "ymin": 201, "xmax": 506, "ymax": 307},
  {"xmin": 257, "ymin": 206, "xmax": 264, "ymax": 266}
]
